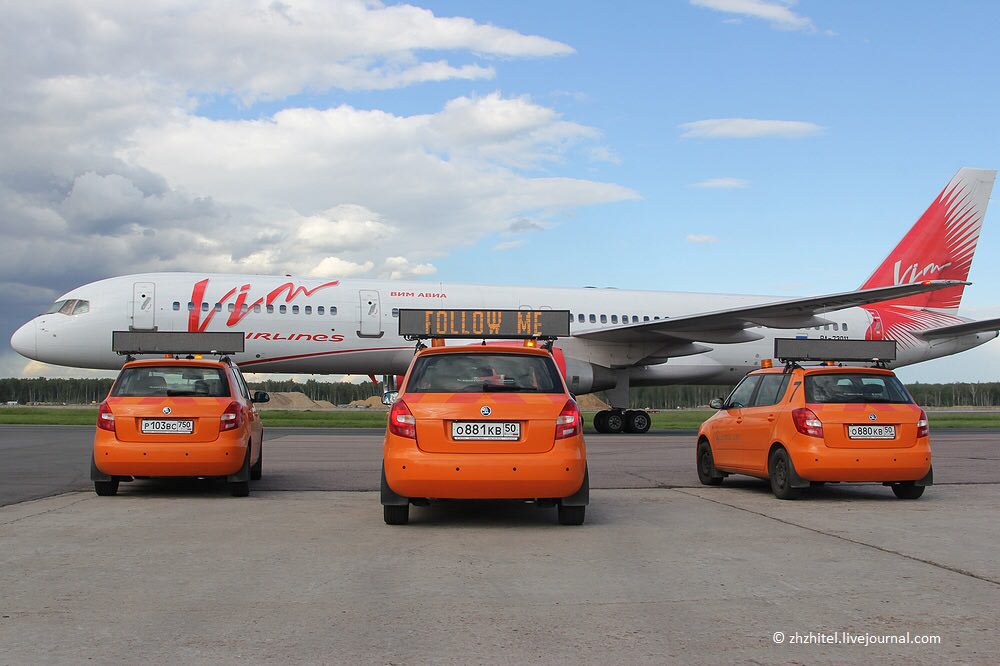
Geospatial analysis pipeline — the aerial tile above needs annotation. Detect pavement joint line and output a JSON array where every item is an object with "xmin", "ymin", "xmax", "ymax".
[
  {"xmin": 672, "ymin": 487, "xmax": 1000, "ymax": 588},
  {"xmin": 0, "ymin": 492, "xmax": 95, "ymax": 527}
]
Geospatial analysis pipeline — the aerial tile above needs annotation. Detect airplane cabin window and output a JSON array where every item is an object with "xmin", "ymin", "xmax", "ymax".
[
  {"xmin": 240, "ymin": 304, "xmax": 249, "ymax": 313},
  {"xmin": 266, "ymin": 305, "xmax": 274, "ymax": 314},
  {"xmin": 292, "ymin": 305, "xmax": 300, "ymax": 315},
  {"xmin": 600, "ymin": 314, "xmax": 607, "ymax": 323},
  {"xmin": 330, "ymin": 306, "xmax": 338, "ymax": 315},
  {"xmin": 172, "ymin": 302, "xmax": 180, "ymax": 311},
  {"xmin": 215, "ymin": 303, "xmax": 222, "ymax": 312},
  {"xmin": 227, "ymin": 303, "xmax": 235, "ymax": 312},
  {"xmin": 843, "ymin": 322, "xmax": 849, "ymax": 331},
  {"xmin": 643, "ymin": 316, "xmax": 650, "ymax": 321},
  {"xmin": 611, "ymin": 315, "xmax": 619, "ymax": 324},
  {"xmin": 305, "ymin": 306, "xmax": 312, "ymax": 315},
  {"xmin": 631, "ymin": 316, "xmax": 638, "ymax": 323},
  {"xmin": 187, "ymin": 302, "xmax": 194, "ymax": 312},
  {"xmin": 833, "ymin": 323, "xmax": 839, "ymax": 331},
  {"xmin": 254, "ymin": 304, "xmax": 261, "ymax": 313},
  {"xmin": 391, "ymin": 308, "xmax": 398, "ymax": 317},
  {"xmin": 578, "ymin": 314, "xmax": 585, "ymax": 323},
  {"xmin": 654, "ymin": 316, "xmax": 660, "ymax": 320},
  {"xmin": 318, "ymin": 306, "xmax": 325, "ymax": 315},
  {"xmin": 279, "ymin": 305, "xmax": 287, "ymax": 314},
  {"xmin": 202, "ymin": 302, "xmax": 209, "ymax": 312}
]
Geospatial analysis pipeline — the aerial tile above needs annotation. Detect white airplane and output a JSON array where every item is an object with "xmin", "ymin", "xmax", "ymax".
[{"xmin": 10, "ymin": 167, "xmax": 1000, "ymax": 432}]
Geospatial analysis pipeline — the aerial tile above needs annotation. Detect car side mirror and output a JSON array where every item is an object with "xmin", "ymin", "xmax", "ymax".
[
  {"xmin": 252, "ymin": 391, "xmax": 270, "ymax": 404},
  {"xmin": 709, "ymin": 397, "xmax": 724, "ymax": 410},
  {"xmin": 382, "ymin": 391, "xmax": 399, "ymax": 406}
]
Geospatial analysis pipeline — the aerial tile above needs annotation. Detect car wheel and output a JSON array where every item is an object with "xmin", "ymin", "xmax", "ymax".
[
  {"xmin": 624, "ymin": 410, "xmax": 651, "ymax": 434},
  {"xmin": 768, "ymin": 448, "xmax": 801, "ymax": 500},
  {"xmin": 250, "ymin": 444, "xmax": 262, "ymax": 481},
  {"xmin": 891, "ymin": 483, "xmax": 925, "ymax": 500},
  {"xmin": 696, "ymin": 440, "xmax": 723, "ymax": 486},
  {"xmin": 605, "ymin": 411, "xmax": 624, "ymax": 434},
  {"xmin": 228, "ymin": 446, "xmax": 251, "ymax": 497},
  {"xmin": 94, "ymin": 480, "xmax": 119, "ymax": 496},
  {"xmin": 557, "ymin": 504, "xmax": 585, "ymax": 525},
  {"xmin": 593, "ymin": 410, "xmax": 609, "ymax": 433},
  {"xmin": 384, "ymin": 504, "xmax": 409, "ymax": 525}
]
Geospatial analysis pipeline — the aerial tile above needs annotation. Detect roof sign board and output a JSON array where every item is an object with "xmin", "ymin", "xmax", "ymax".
[
  {"xmin": 112, "ymin": 331, "xmax": 245, "ymax": 355},
  {"xmin": 774, "ymin": 338, "xmax": 897, "ymax": 362},
  {"xmin": 398, "ymin": 309, "xmax": 571, "ymax": 339}
]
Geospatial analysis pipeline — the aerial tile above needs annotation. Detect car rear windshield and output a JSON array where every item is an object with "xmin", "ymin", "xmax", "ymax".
[
  {"xmin": 406, "ymin": 353, "xmax": 564, "ymax": 393},
  {"xmin": 111, "ymin": 366, "xmax": 231, "ymax": 398},
  {"xmin": 805, "ymin": 373, "xmax": 912, "ymax": 404}
]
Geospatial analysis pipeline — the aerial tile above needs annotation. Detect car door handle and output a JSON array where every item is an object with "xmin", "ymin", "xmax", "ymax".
[
  {"xmin": 735, "ymin": 417, "xmax": 743, "ymax": 424},
  {"xmin": 767, "ymin": 414, "xmax": 776, "ymax": 422}
]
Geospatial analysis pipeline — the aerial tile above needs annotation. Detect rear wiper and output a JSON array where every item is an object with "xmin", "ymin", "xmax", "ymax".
[{"xmin": 483, "ymin": 385, "xmax": 537, "ymax": 392}]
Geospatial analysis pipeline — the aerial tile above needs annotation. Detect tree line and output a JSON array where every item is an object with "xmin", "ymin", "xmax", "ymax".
[{"xmin": 4, "ymin": 377, "xmax": 1000, "ymax": 408}]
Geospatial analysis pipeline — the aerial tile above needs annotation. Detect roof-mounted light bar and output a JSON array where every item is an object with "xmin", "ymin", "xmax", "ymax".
[
  {"xmin": 398, "ymin": 309, "xmax": 570, "ymax": 340},
  {"xmin": 774, "ymin": 338, "xmax": 897, "ymax": 363},
  {"xmin": 112, "ymin": 331, "xmax": 245, "ymax": 356}
]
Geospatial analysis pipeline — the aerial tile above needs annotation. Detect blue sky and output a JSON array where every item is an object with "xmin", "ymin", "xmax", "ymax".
[{"xmin": 2, "ymin": 1, "xmax": 998, "ymax": 382}]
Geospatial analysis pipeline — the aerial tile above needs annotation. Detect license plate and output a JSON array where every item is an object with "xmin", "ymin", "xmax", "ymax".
[
  {"xmin": 847, "ymin": 424, "xmax": 896, "ymax": 440},
  {"xmin": 451, "ymin": 421, "xmax": 520, "ymax": 441},
  {"xmin": 141, "ymin": 419, "xmax": 194, "ymax": 434}
]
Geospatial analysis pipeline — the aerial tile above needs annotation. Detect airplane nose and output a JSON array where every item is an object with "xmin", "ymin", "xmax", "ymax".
[{"xmin": 10, "ymin": 319, "xmax": 37, "ymax": 360}]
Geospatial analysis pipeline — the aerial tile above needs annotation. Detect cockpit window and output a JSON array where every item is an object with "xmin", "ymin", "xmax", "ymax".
[{"xmin": 45, "ymin": 299, "xmax": 90, "ymax": 315}]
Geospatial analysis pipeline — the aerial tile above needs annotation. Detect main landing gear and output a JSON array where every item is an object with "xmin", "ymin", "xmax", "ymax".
[{"xmin": 593, "ymin": 409, "xmax": 651, "ymax": 434}]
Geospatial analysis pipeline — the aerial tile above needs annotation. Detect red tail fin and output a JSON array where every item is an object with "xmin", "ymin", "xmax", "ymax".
[{"xmin": 860, "ymin": 168, "xmax": 996, "ymax": 312}]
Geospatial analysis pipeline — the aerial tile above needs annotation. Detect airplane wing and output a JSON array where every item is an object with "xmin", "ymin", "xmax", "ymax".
[
  {"xmin": 913, "ymin": 316, "xmax": 1000, "ymax": 339},
  {"xmin": 575, "ymin": 280, "xmax": 969, "ymax": 344}
]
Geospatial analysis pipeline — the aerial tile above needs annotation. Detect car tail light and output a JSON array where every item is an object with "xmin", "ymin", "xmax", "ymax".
[
  {"xmin": 792, "ymin": 407, "xmax": 824, "ymax": 438},
  {"xmin": 97, "ymin": 401, "xmax": 116, "ymax": 433},
  {"xmin": 555, "ymin": 399, "xmax": 581, "ymax": 439},
  {"xmin": 916, "ymin": 409, "xmax": 929, "ymax": 438},
  {"xmin": 389, "ymin": 399, "xmax": 416, "ymax": 439},
  {"xmin": 220, "ymin": 401, "xmax": 242, "ymax": 431}
]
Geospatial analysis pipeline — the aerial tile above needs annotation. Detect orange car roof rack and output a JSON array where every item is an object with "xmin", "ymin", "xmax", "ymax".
[{"xmin": 774, "ymin": 338, "xmax": 897, "ymax": 370}]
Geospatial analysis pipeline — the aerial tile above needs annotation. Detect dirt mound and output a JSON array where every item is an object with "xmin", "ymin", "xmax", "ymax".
[
  {"xmin": 349, "ymin": 395, "xmax": 386, "ymax": 409},
  {"xmin": 257, "ymin": 392, "xmax": 332, "ymax": 411},
  {"xmin": 576, "ymin": 393, "xmax": 610, "ymax": 410}
]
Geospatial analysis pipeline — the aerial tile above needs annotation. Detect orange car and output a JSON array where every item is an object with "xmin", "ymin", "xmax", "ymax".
[
  {"xmin": 696, "ymin": 365, "xmax": 932, "ymax": 499},
  {"xmin": 381, "ymin": 344, "xmax": 588, "ymax": 525},
  {"xmin": 91, "ymin": 357, "xmax": 268, "ymax": 497}
]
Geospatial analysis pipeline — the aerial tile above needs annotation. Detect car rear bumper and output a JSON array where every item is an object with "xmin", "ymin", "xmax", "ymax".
[
  {"xmin": 384, "ymin": 435, "xmax": 587, "ymax": 499},
  {"xmin": 93, "ymin": 431, "xmax": 247, "ymax": 477},
  {"xmin": 789, "ymin": 438, "xmax": 932, "ymax": 482}
]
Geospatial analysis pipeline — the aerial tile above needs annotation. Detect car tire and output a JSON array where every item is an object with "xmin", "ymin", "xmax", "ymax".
[
  {"xmin": 250, "ymin": 444, "xmax": 262, "ymax": 481},
  {"xmin": 768, "ymin": 448, "xmax": 801, "ymax": 500},
  {"xmin": 604, "ymin": 411, "xmax": 624, "ymax": 434},
  {"xmin": 891, "ymin": 483, "xmax": 925, "ymax": 500},
  {"xmin": 384, "ymin": 504, "xmax": 409, "ymax": 525},
  {"xmin": 696, "ymin": 440, "xmax": 723, "ymax": 486},
  {"xmin": 624, "ymin": 410, "xmax": 651, "ymax": 434},
  {"xmin": 229, "ymin": 446, "xmax": 251, "ymax": 497},
  {"xmin": 94, "ymin": 480, "xmax": 119, "ymax": 496},
  {"xmin": 557, "ymin": 504, "xmax": 585, "ymax": 525},
  {"xmin": 593, "ymin": 411, "xmax": 609, "ymax": 433}
]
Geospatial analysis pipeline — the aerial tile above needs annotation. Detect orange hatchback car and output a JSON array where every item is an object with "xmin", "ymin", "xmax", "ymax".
[
  {"xmin": 91, "ymin": 357, "xmax": 268, "ymax": 497},
  {"xmin": 697, "ymin": 365, "xmax": 932, "ymax": 500},
  {"xmin": 381, "ymin": 344, "xmax": 589, "ymax": 525}
]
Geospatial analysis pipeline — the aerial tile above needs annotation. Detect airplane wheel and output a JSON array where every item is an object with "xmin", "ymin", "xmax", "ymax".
[
  {"xmin": 605, "ymin": 411, "xmax": 624, "ymax": 434},
  {"xmin": 624, "ymin": 410, "xmax": 651, "ymax": 434},
  {"xmin": 593, "ymin": 410, "xmax": 609, "ymax": 433}
]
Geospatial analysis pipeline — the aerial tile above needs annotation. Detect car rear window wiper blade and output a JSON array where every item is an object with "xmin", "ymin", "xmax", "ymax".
[{"xmin": 483, "ymin": 384, "xmax": 537, "ymax": 392}]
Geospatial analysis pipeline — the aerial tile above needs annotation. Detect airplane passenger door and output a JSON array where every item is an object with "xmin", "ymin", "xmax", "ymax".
[
  {"xmin": 358, "ymin": 290, "xmax": 383, "ymax": 338},
  {"xmin": 131, "ymin": 282, "xmax": 156, "ymax": 330}
]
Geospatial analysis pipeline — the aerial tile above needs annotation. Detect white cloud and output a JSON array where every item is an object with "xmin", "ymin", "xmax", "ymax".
[
  {"xmin": 686, "ymin": 234, "xmax": 719, "ymax": 243},
  {"xmin": 308, "ymin": 257, "xmax": 375, "ymax": 278},
  {"xmin": 691, "ymin": 177, "xmax": 750, "ymax": 189},
  {"xmin": 493, "ymin": 240, "xmax": 525, "ymax": 251},
  {"xmin": 691, "ymin": 0, "xmax": 816, "ymax": 32},
  {"xmin": 588, "ymin": 146, "xmax": 622, "ymax": 165},
  {"xmin": 380, "ymin": 257, "xmax": 437, "ymax": 280},
  {"xmin": 679, "ymin": 118, "xmax": 824, "ymax": 139}
]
